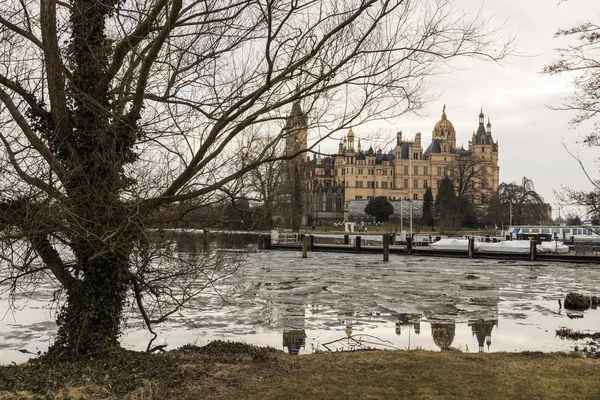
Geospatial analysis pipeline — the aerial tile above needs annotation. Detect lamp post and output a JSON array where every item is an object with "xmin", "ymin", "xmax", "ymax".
[
  {"xmin": 400, "ymin": 197, "xmax": 403, "ymax": 232},
  {"xmin": 409, "ymin": 144, "xmax": 413, "ymax": 236}
]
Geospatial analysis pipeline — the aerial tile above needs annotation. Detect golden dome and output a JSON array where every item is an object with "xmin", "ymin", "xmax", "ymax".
[
  {"xmin": 347, "ymin": 128, "xmax": 355, "ymax": 138},
  {"xmin": 432, "ymin": 105, "xmax": 455, "ymax": 139}
]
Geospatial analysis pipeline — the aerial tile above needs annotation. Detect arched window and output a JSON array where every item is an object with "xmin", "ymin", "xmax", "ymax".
[
  {"xmin": 317, "ymin": 191, "xmax": 324, "ymax": 212},
  {"xmin": 335, "ymin": 191, "xmax": 343, "ymax": 211}
]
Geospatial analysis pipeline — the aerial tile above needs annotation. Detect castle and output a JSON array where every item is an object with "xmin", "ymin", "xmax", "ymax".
[{"xmin": 284, "ymin": 104, "xmax": 500, "ymax": 225}]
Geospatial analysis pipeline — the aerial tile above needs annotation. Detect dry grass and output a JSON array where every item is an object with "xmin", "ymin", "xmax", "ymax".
[{"xmin": 1, "ymin": 344, "xmax": 599, "ymax": 399}]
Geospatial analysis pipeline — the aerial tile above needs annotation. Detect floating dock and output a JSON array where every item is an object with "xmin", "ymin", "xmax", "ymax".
[{"xmin": 264, "ymin": 234, "xmax": 600, "ymax": 264}]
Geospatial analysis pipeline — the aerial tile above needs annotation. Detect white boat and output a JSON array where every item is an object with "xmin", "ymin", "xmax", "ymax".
[
  {"xmin": 478, "ymin": 240, "xmax": 531, "ymax": 254},
  {"xmin": 478, "ymin": 240, "xmax": 570, "ymax": 254},
  {"xmin": 430, "ymin": 238, "xmax": 479, "ymax": 251},
  {"xmin": 537, "ymin": 241, "xmax": 570, "ymax": 254}
]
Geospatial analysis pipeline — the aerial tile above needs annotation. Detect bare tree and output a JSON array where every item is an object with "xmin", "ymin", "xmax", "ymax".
[
  {"xmin": 543, "ymin": 7, "xmax": 600, "ymax": 217},
  {"xmin": 0, "ymin": 0, "xmax": 511, "ymax": 357},
  {"xmin": 242, "ymin": 135, "xmax": 287, "ymax": 229},
  {"xmin": 486, "ymin": 177, "xmax": 550, "ymax": 226},
  {"xmin": 444, "ymin": 152, "xmax": 489, "ymax": 227},
  {"xmin": 447, "ymin": 152, "xmax": 488, "ymax": 206}
]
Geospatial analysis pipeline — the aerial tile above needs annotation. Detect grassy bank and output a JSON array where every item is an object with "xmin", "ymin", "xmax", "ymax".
[{"xmin": 1, "ymin": 342, "xmax": 598, "ymax": 399}]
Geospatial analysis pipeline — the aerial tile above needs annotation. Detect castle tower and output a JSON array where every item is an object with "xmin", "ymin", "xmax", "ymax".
[
  {"xmin": 284, "ymin": 100, "xmax": 308, "ymax": 158},
  {"xmin": 347, "ymin": 128, "xmax": 355, "ymax": 152},
  {"xmin": 283, "ymin": 101, "xmax": 308, "ymax": 231}
]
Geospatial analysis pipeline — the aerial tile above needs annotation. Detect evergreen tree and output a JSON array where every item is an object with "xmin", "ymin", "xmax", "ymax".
[
  {"xmin": 435, "ymin": 177, "xmax": 458, "ymax": 229},
  {"xmin": 423, "ymin": 187, "xmax": 435, "ymax": 226},
  {"xmin": 365, "ymin": 197, "xmax": 394, "ymax": 223}
]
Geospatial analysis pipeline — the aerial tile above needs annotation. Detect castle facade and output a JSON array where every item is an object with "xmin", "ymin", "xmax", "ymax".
[{"xmin": 285, "ymin": 105, "xmax": 499, "ymax": 225}]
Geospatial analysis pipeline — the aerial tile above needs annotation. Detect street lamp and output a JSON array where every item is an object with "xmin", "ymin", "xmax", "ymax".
[{"xmin": 409, "ymin": 144, "xmax": 413, "ymax": 236}]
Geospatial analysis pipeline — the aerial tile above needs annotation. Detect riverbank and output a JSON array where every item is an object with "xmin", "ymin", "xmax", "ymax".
[{"xmin": 1, "ymin": 342, "xmax": 599, "ymax": 399}]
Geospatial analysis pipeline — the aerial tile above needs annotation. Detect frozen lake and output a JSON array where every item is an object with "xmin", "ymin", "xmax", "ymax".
[{"xmin": 2, "ymin": 243, "xmax": 600, "ymax": 364}]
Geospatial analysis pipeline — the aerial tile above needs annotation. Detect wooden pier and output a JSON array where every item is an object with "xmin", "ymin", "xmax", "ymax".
[{"xmin": 264, "ymin": 234, "xmax": 600, "ymax": 264}]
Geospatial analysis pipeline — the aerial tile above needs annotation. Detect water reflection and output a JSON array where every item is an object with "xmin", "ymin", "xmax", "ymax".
[
  {"xmin": 3, "ymin": 239, "xmax": 600, "ymax": 363},
  {"xmin": 468, "ymin": 319, "xmax": 497, "ymax": 352},
  {"xmin": 283, "ymin": 330, "xmax": 307, "ymax": 355},
  {"xmin": 431, "ymin": 323, "xmax": 456, "ymax": 351},
  {"xmin": 395, "ymin": 313, "xmax": 421, "ymax": 336}
]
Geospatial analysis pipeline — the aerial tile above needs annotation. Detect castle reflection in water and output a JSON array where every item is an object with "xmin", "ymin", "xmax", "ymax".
[
  {"xmin": 396, "ymin": 313, "xmax": 497, "ymax": 352},
  {"xmin": 281, "ymin": 312, "xmax": 498, "ymax": 355}
]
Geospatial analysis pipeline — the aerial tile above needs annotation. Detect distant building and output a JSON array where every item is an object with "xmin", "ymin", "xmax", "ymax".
[{"xmin": 285, "ymin": 104, "xmax": 500, "ymax": 226}]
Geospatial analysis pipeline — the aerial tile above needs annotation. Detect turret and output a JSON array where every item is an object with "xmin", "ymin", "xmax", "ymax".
[
  {"xmin": 347, "ymin": 128, "xmax": 355, "ymax": 151},
  {"xmin": 397, "ymin": 131, "xmax": 403, "ymax": 145},
  {"xmin": 486, "ymin": 118, "xmax": 491, "ymax": 135}
]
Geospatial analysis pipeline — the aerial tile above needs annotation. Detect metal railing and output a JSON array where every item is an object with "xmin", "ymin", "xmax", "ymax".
[{"xmin": 574, "ymin": 241, "xmax": 600, "ymax": 256}]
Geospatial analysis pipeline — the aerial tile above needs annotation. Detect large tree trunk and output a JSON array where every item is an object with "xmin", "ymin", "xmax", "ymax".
[
  {"xmin": 54, "ymin": 253, "xmax": 129, "ymax": 356},
  {"xmin": 51, "ymin": 198, "xmax": 134, "ymax": 356}
]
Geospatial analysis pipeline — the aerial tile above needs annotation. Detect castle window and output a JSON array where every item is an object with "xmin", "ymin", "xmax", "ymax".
[
  {"xmin": 437, "ymin": 167, "xmax": 442, "ymax": 176},
  {"xmin": 404, "ymin": 179, "xmax": 408, "ymax": 188},
  {"xmin": 382, "ymin": 182, "xmax": 388, "ymax": 189},
  {"xmin": 413, "ymin": 193, "xmax": 418, "ymax": 200},
  {"xmin": 424, "ymin": 180, "xmax": 428, "ymax": 189},
  {"xmin": 414, "ymin": 179, "xmax": 418, "ymax": 189},
  {"xmin": 424, "ymin": 166, "xmax": 428, "ymax": 175},
  {"xmin": 414, "ymin": 166, "xmax": 418, "ymax": 175},
  {"xmin": 404, "ymin": 166, "xmax": 408, "ymax": 175}
]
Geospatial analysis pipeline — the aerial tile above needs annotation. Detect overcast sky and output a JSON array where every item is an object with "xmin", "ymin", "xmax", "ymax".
[{"xmin": 317, "ymin": 0, "xmax": 600, "ymax": 219}]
